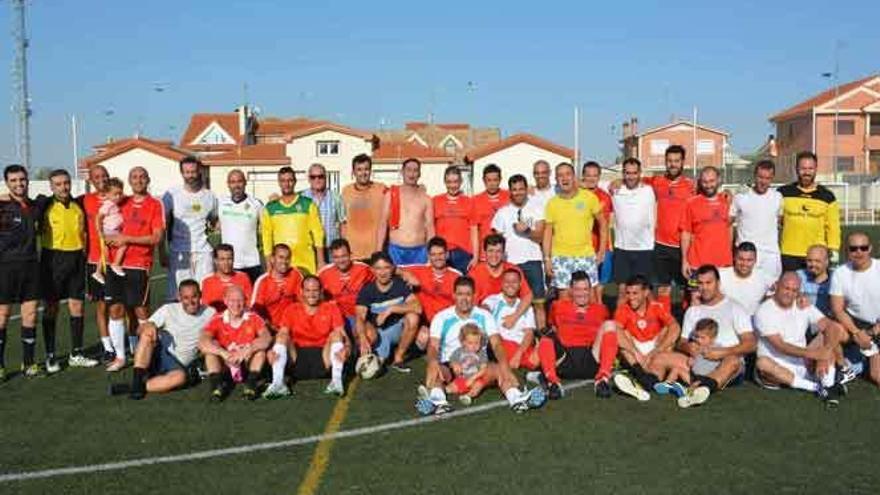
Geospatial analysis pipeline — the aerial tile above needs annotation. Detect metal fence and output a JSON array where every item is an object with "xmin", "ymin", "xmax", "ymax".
[{"xmin": 722, "ymin": 181, "xmax": 880, "ymax": 225}]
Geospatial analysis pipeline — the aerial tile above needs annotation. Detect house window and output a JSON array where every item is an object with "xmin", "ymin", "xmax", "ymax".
[
  {"xmin": 316, "ymin": 140, "xmax": 340, "ymax": 156},
  {"xmin": 443, "ymin": 138, "xmax": 457, "ymax": 155},
  {"xmin": 835, "ymin": 156, "xmax": 855, "ymax": 172},
  {"xmin": 696, "ymin": 139, "xmax": 715, "ymax": 155},
  {"xmin": 836, "ymin": 119, "xmax": 855, "ymax": 135},
  {"xmin": 870, "ymin": 115, "xmax": 880, "ymax": 136},
  {"xmin": 650, "ymin": 139, "xmax": 669, "ymax": 156}
]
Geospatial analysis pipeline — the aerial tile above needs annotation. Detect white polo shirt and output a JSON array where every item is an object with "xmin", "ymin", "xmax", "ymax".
[
  {"xmin": 491, "ymin": 200, "xmax": 544, "ymax": 264},
  {"xmin": 483, "ymin": 293, "xmax": 536, "ymax": 344},
  {"xmin": 612, "ymin": 184, "xmax": 656, "ymax": 251},
  {"xmin": 730, "ymin": 188, "xmax": 782, "ymax": 254},
  {"xmin": 829, "ymin": 259, "xmax": 880, "ymax": 323},
  {"xmin": 682, "ymin": 296, "xmax": 753, "ymax": 348},
  {"xmin": 218, "ymin": 194, "xmax": 263, "ymax": 269}
]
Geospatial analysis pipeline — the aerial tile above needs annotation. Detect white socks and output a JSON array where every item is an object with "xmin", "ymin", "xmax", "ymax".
[
  {"xmin": 429, "ymin": 387, "xmax": 447, "ymax": 404},
  {"xmin": 504, "ymin": 387, "xmax": 523, "ymax": 405},
  {"xmin": 820, "ymin": 366, "xmax": 836, "ymax": 388},
  {"xmin": 108, "ymin": 319, "xmax": 126, "ymax": 360},
  {"xmin": 101, "ymin": 336, "xmax": 113, "ymax": 353},
  {"xmin": 861, "ymin": 342, "xmax": 879, "ymax": 358},
  {"xmin": 330, "ymin": 341, "xmax": 344, "ymax": 387},
  {"xmin": 128, "ymin": 335, "xmax": 138, "ymax": 354},
  {"xmin": 791, "ymin": 376, "xmax": 818, "ymax": 392},
  {"xmin": 271, "ymin": 343, "xmax": 287, "ymax": 387}
]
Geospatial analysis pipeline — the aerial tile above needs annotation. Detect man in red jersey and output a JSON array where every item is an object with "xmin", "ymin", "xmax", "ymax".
[
  {"xmin": 611, "ymin": 275, "xmax": 681, "ymax": 401},
  {"xmin": 534, "ymin": 271, "xmax": 617, "ymax": 400},
  {"xmin": 680, "ymin": 166, "xmax": 733, "ymax": 279},
  {"xmin": 644, "ymin": 145, "xmax": 696, "ymax": 313},
  {"xmin": 399, "ymin": 237, "xmax": 460, "ymax": 348},
  {"xmin": 318, "ymin": 238, "xmax": 373, "ymax": 333},
  {"xmin": 103, "ymin": 167, "xmax": 165, "ymax": 372},
  {"xmin": 250, "ymin": 244, "xmax": 303, "ymax": 330},
  {"xmin": 82, "ymin": 165, "xmax": 115, "ymax": 360},
  {"xmin": 581, "ymin": 161, "xmax": 614, "ymax": 300},
  {"xmin": 432, "ymin": 166, "xmax": 478, "ymax": 273},
  {"xmin": 199, "ymin": 285, "xmax": 271, "ymax": 401},
  {"xmin": 468, "ymin": 234, "xmax": 533, "ymax": 323},
  {"xmin": 472, "ymin": 164, "xmax": 509, "ymax": 260},
  {"xmin": 200, "ymin": 243, "xmax": 253, "ymax": 312}
]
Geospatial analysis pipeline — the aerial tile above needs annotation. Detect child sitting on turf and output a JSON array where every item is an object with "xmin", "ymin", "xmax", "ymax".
[
  {"xmin": 92, "ymin": 178, "xmax": 127, "ymax": 284},
  {"xmin": 446, "ymin": 324, "xmax": 490, "ymax": 406},
  {"xmin": 652, "ymin": 318, "xmax": 721, "ymax": 396}
]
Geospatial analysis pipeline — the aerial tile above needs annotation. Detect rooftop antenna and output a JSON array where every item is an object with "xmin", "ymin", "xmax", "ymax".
[{"xmin": 11, "ymin": 0, "xmax": 32, "ymax": 168}]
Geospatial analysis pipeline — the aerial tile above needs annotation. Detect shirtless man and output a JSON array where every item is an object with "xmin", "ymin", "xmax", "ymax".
[{"xmin": 376, "ymin": 158, "xmax": 434, "ymax": 266}]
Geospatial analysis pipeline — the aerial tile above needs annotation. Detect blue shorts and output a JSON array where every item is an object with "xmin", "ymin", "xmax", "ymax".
[
  {"xmin": 150, "ymin": 331, "xmax": 185, "ymax": 375},
  {"xmin": 447, "ymin": 248, "xmax": 473, "ymax": 275},
  {"xmin": 517, "ymin": 260, "xmax": 546, "ymax": 301},
  {"xmin": 598, "ymin": 250, "xmax": 614, "ymax": 285},
  {"xmin": 374, "ymin": 320, "xmax": 405, "ymax": 361},
  {"xmin": 388, "ymin": 244, "xmax": 427, "ymax": 266}
]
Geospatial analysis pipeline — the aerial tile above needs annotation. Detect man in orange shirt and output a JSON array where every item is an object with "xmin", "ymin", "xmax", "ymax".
[
  {"xmin": 680, "ymin": 166, "xmax": 733, "ymax": 279},
  {"xmin": 399, "ymin": 237, "xmax": 461, "ymax": 348},
  {"xmin": 582, "ymin": 161, "xmax": 614, "ymax": 300},
  {"xmin": 265, "ymin": 276, "xmax": 351, "ymax": 398},
  {"xmin": 318, "ymin": 238, "xmax": 373, "ymax": 333},
  {"xmin": 341, "ymin": 154, "xmax": 387, "ymax": 261},
  {"xmin": 468, "ymin": 234, "xmax": 533, "ymax": 333},
  {"xmin": 199, "ymin": 285, "xmax": 272, "ymax": 401},
  {"xmin": 472, "ymin": 164, "xmax": 509, "ymax": 260},
  {"xmin": 82, "ymin": 165, "xmax": 113, "ymax": 361},
  {"xmin": 200, "ymin": 244, "xmax": 253, "ymax": 312},
  {"xmin": 432, "ymin": 166, "xmax": 478, "ymax": 273},
  {"xmin": 250, "ymin": 244, "xmax": 303, "ymax": 330}
]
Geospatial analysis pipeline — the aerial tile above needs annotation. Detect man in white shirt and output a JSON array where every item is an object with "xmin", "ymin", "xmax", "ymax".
[
  {"xmin": 611, "ymin": 157, "xmax": 656, "ymax": 295},
  {"xmin": 482, "ymin": 269, "xmax": 539, "ymax": 371},
  {"xmin": 830, "ymin": 231, "xmax": 880, "ymax": 386},
  {"xmin": 162, "ymin": 156, "xmax": 218, "ymax": 301},
  {"xmin": 528, "ymin": 160, "xmax": 555, "ymax": 214},
  {"xmin": 218, "ymin": 169, "xmax": 263, "ymax": 283},
  {"xmin": 754, "ymin": 272, "xmax": 846, "ymax": 405},
  {"xmin": 491, "ymin": 174, "xmax": 546, "ymax": 329},
  {"xmin": 719, "ymin": 242, "xmax": 775, "ymax": 315},
  {"xmin": 730, "ymin": 160, "xmax": 783, "ymax": 280},
  {"xmin": 677, "ymin": 265, "xmax": 756, "ymax": 408}
]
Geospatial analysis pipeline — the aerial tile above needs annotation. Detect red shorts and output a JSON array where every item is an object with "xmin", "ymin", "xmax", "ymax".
[
  {"xmin": 452, "ymin": 375, "xmax": 486, "ymax": 395},
  {"xmin": 501, "ymin": 338, "xmax": 538, "ymax": 370}
]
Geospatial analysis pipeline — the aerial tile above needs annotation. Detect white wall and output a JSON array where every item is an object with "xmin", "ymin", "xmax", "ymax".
[
  {"xmin": 0, "ymin": 179, "xmax": 86, "ymax": 198},
  {"xmin": 285, "ymin": 130, "xmax": 373, "ymax": 189},
  {"xmin": 96, "ymin": 148, "xmax": 181, "ymax": 196},
  {"xmin": 371, "ymin": 161, "xmax": 460, "ymax": 196},
  {"xmin": 472, "ymin": 143, "xmax": 569, "ymax": 194}
]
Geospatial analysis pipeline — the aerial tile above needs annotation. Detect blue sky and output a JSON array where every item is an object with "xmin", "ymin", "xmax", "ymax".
[{"xmin": 0, "ymin": 0, "xmax": 878, "ymax": 170}]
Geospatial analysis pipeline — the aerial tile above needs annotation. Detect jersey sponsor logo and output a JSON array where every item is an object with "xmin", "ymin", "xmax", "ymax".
[{"xmin": 637, "ymin": 319, "xmax": 647, "ymax": 330}]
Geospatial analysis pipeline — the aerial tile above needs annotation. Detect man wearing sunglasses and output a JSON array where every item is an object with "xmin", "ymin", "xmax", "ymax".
[
  {"xmin": 830, "ymin": 232, "xmax": 880, "ymax": 387},
  {"xmin": 302, "ymin": 163, "xmax": 347, "ymax": 264}
]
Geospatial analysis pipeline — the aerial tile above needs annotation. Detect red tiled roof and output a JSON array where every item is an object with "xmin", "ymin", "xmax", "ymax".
[
  {"xmin": 405, "ymin": 122, "xmax": 470, "ymax": 130},
  {"xmin": 81, "ymin": 136, "xmax": 192, "ymax": 169},
  {"xmin": 255, "ymin": 117, "xmax": 328, "ymax": 136},
  {"xmin": 372, "ymin": 141, "xmax": 455, "ymax": 163},
  {"xmin": 201, "ymin": 143, "xmax": 290, "ymax": 166},
  {"xmin": 635, "ymin": 120, "xmax": 729, "ymax": 137},
  {"xmin": 770, "ymin": 74, "xmax": 879, "ymax": 121},
  {"xmin": 465, "ymin": 133, "xmax": 574, "ymax": 162},
  {"xmin": 283, "ymin": 122, "xmax": 374, "ymax": 141},
  {"xmin": 180, "ymin": 113, "xmax": 241, "ymax": 146}
]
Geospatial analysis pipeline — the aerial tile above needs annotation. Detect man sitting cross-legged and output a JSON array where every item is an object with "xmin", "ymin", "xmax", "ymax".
[
  {"xmin": 533, "ymin": 270, "xmax": 618, "ymax": 400},
  {"xmin": 264, "ymin": 276, "xmax": 351, "ymax": 398},
  {"xmin": 115, "ymin": 279, "xmax": 216, "ymax": 399},
  {"xmin": 611, "ymin": 274, "xmax": 681, "ymax": 401},
  {"xmin": 755, "ymin": 271, "xmax": 847, "ymax": 406},
  {"xmin": 199, "ymin": 285, "xmax": 272, "ymax": 401},
  {"xmin": 418, "ymin": 276, "xmax": 545, "ymax": 415},
  {"xmin": 482, "ymin": 269, "xmax": 540, "ymax": 372}
]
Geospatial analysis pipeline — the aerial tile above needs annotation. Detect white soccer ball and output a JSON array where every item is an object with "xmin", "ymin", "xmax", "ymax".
[{"xmin": 356, "ymin": 354, "xmax": 381, "ymax": 380}]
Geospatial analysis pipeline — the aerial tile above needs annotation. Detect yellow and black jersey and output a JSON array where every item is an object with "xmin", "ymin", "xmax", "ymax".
[
  {"xmin": 779, "ymin": 183, "xmax": 840, "ymax": 257},
  {"xmin": 38, "ymin": 195, "xmax": 86, "ymax": 252}
]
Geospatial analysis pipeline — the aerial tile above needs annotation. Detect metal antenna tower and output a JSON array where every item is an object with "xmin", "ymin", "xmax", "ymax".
[{"xmin": 11, "ymin": 0, "xmax": 32, "ymax": 169}]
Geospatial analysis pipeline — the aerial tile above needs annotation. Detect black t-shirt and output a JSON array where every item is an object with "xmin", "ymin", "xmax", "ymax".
[
  {"xmin": 356, "ymin": 275, "xmax": 412, "ymax": 329},
  {"xmin": 0, "ymin": 197, "xmax": 39, "ymax": 263}
]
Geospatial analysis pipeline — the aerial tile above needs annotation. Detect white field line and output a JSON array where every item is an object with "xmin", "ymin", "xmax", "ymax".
[{"xmin": 0, "ymin": 379, "xmax": 593, "ymax": 484}]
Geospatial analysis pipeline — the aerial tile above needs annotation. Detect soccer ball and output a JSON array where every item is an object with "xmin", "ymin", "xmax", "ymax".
[{"xmin": 356, "ymin": 354, "xmax": 381, "ymax": 380}]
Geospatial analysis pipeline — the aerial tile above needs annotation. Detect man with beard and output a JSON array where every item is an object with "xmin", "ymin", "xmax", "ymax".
[
  {"xmin": 680, "ymin": 166, "xmax": 733, "ymax": 279},
  {"xmin": 341, "ymin": 154, "xmax": 387, "ymax": 261},
  {"xmin": 730, "ymin": 160, "xmax": 783, "ymax": 280},
  {"xmin": 432, "ymin": 165, "xmax": 478, "ymax": 273},
  {"xmin": 472, "ymin": 164, "xmax": 509, "ymax": 260},
  {"xmin": 218, "ymin": 169, "xmax": 263, "ymax": 283},
  {"xmin": 376, "ymin": 159, "xmax": 434, "ymax": 266},
  {"xmin": 610, "ymin": 158, "xmax": 656, "ymax": 297},
  {"xmin": 779, "ymin": 151, "xmax": 840, "ymax": 272},
  {"xmin": 261, "ymin": 166, "xmax": 325, "ymax": 274}
]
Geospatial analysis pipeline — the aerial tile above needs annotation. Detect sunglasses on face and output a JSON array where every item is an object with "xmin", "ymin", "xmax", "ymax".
[
  {"xmin": 848, "ymin": 245, "xmax": 871, "ymax": 252},
  {"xmin": 309, "ymin": 175, "xmax": 326, "ymax": 180}
]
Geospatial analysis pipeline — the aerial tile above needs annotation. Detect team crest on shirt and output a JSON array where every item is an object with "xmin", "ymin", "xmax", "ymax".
[
  {"xmin": 191, "ymin": 201, "xmax": 202, "ymax": 213},
  {"xmin": 575, "ymin": 202, "xmax": 585, "ymax": 210},
  {"xmin": 244, "ymin": 203, "xmax": 251, "ymax": 210},
  {"xmin": 637, "ymin": 319, "xmax": 648, "ymax": 330}
]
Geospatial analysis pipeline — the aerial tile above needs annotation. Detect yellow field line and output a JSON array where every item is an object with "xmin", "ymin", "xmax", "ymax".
[{"xmin": 296, "ymin": 377, "xmax": 361, "ymax": 495}]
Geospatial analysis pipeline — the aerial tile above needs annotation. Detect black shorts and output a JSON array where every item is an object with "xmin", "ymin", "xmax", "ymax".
[
  {"xmin": 613, "ymin": 248, "xmax": 654, "ymax": 285},
  {"xmin": 518, "ymin": 260, "xmax": 547, "ymax": 301},
  {"xmin": 240, "ymin": 265, "xmax": 263, "ymax": 284},
  {"xmin": 86, "ymin": 263, "xmax": 105, "ymax": 302},
  {"xmin": 105, "ymin": 268, "xmax": 151, "ymax": 308},
  {"xmin": 553, "ymin": 337, "xmax": 599, "ymax": 379},
  {"xmin": 781, "ymin": 255, "xmax": 806, "ymax": 273},
  {"xmin": 653, "ymin": 243, "xmax": 685, "ymax": 287},
  {"xmin": 0, "ymin": 260, "xmax": 40, "ymax": 304},
  {"xmin": 291, "ymin": 347, "xmax": 329, "ymax": 380},
  {"xmin": 41, "ymin": 249, "xmax": 85, "ymax": 302}
]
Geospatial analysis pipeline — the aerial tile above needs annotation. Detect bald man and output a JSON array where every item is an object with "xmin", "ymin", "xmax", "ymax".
[{"xmin": 218, "ymin": 169, "xmax": 264, "ymax": 283}]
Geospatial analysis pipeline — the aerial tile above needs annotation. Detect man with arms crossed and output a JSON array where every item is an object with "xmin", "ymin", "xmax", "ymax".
[
  {"xmin": 376, "ymin": 158, "xmax": 434, "ymax": 266},
  {"xmin": 730, "ymin": 160, "xmax": 783, "ymax": 280},
  {"xmin": 610, "ymin": 158, "xmax": 656, "ymax": 297},
  {"xmin": 341, "ymin": 154, "xmax": 386, "ymax": 261},
  {"xmin": 162, "ymin": 156, "xmax": 218, "ymax": 301},
  {"xmin": 432, "ymin": 165, "xmax": 478, "ymax": 273},
  {"xmin": 261, "ymin": 166, "xmax": 325, "ymax": 274},
  {"xmin": 218, "ymin": 169, "xmax": 263, "ymax": 283}
]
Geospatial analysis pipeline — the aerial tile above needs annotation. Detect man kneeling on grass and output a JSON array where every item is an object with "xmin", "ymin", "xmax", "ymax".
[
  {"xmin": 263, "ymin": 276, "xmax": 351, "ymax": 399},
  {"xmin": 113, "ymin": 279, "xmax": 216, "ymax": 399},
  {"xmin": 199, "ymin": 285, "xmax": 272, "ymax": 401}
]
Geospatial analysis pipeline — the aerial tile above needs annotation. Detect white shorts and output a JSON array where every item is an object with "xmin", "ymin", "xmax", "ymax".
[
  {"xmin": 633, "ymin": 338, "xmax": 657, "ymax": 356},
  {"xmin": 168, "ymin": 251, "xmax": 214, "ymax": 301},
  {"xmin": 760, "ymin": 351, "xmax": 809, "ymax": 387},
  {"xmin": 756, "ymin": 250, "xmax": 782, "ymax": 282}
]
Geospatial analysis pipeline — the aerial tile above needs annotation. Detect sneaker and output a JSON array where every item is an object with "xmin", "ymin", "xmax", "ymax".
[
  {"xmin": 434, "ymin": 402, "xmax": 453, "ymax": 415},
  {"xmin": 459, "ymin": 394, "xmax": 473, "ymax": 407},
  {"xmin": 417, "ymin": 384, "xmax": 431, "ymax": 401},
  {"xmin": 210, "ymin": 387, "xmax": 226, "ymax": 402},
  {"xmin": 323, "ymin": 381, "xmax": 344, "ymax": 397},
  {"xmin": 548, "ymin": 381, "xmax": 565, "ymax": 400},
  {"xmin": 262, "ymin": 382, "xmax": 291, "ymax": 400},
  {"xmin": 595, "ymin": 378, "xmax": 612, "ymax": 399},
  {"xmin": 110, "ymin": 266, "xmax": 126, "ymax": 277},
  {"xmin": 613, "ymin": 373, "xmax": 650, "ymax": 401},
  {"xmin": 242, "ymin": 385, "xmax": 258, "ymax": 401},
  {"xmin": 101, "ymin": 350, "xmax": 116, "ymax": 364},
  {"xmin": 677, "ymin": 386, "xmax": 711, "ymax": 409},
  {"xmin": 525, "ymin": 371, "xmax": 543, "ymax": 385},
  {"xmin": 129, "ymin": 387, "xmax": 146, "ymax": 400},
  {"xmin": 389, "ymin": 363, "xmax": 412, "ymax": 374},
  {"xmin": 22, "ymin": 363, "xmax": 41, "ymax": 378},
  {"xmin": 91, "ymin": 271, "xmax": 106, "ymax": 285},
  {"xmin": 105, "ymin": 358, "xmax": 126, "ymax": 372},
  {"xmin": 68, "ymin": 354, "xmax": 99, "ymax": 368},
  {"xmin": 653, "ymin": 381, "xmax": 686, "ymax": 398},
  {"xmin": 838, "ymin": 365, "xmax": 858, "ymax": 386},
  {"xmin": 415, "ymin": 398, "xmax": 437, "ymax": 416},
  {"xmin": 45, "ymin": 358, "xmax": 61, "ymax": 375}
]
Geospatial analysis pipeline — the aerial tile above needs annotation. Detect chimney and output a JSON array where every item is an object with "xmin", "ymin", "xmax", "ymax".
[
  {"xmin": 622, "ymin": 121, "xmax": 631, "ymax": 139},
  {"xmin": 631, "ymin": 117, "xmax": 638, "ymax": 136},
  {"xmin": 236, "ymin": 105, "xmax": 249, "ymax": 139}
]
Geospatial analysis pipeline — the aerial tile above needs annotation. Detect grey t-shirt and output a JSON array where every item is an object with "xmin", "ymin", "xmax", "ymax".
[
  {"xmin": 149, "ymin": 303, "xmax": 216, "ymax": 366},
  {"xmin": 691, "ymin": 355, "xmax": 720, "ymax": 377},
  {"xmin": 448, "ymin": 347, "xmax": 488, "ymax": 378}
]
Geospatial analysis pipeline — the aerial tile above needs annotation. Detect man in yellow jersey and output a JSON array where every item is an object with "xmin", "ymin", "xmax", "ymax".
[
  {"xmin": 542, "ymin": 162, "xmax": 608, "ymax": 299},
  {"xmin": 38, "ymin": 169, "xmax": 98, "ymax": 373},
  {"xmin": 261, "ymin": 166, "xmax": 325, "ymax": 274},
  {"xmin": 779, "ymin": 151, "xmax": 841, "ymax": 272}
]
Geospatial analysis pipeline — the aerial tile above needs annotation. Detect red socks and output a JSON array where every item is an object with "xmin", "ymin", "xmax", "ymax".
[
  {"xmin": 537, "ymin": 338, "xmax": 560, "ymax": 384},
  {"xmin": 597, "ymin": 331, "xmax": 618, "ymax": 380}
]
